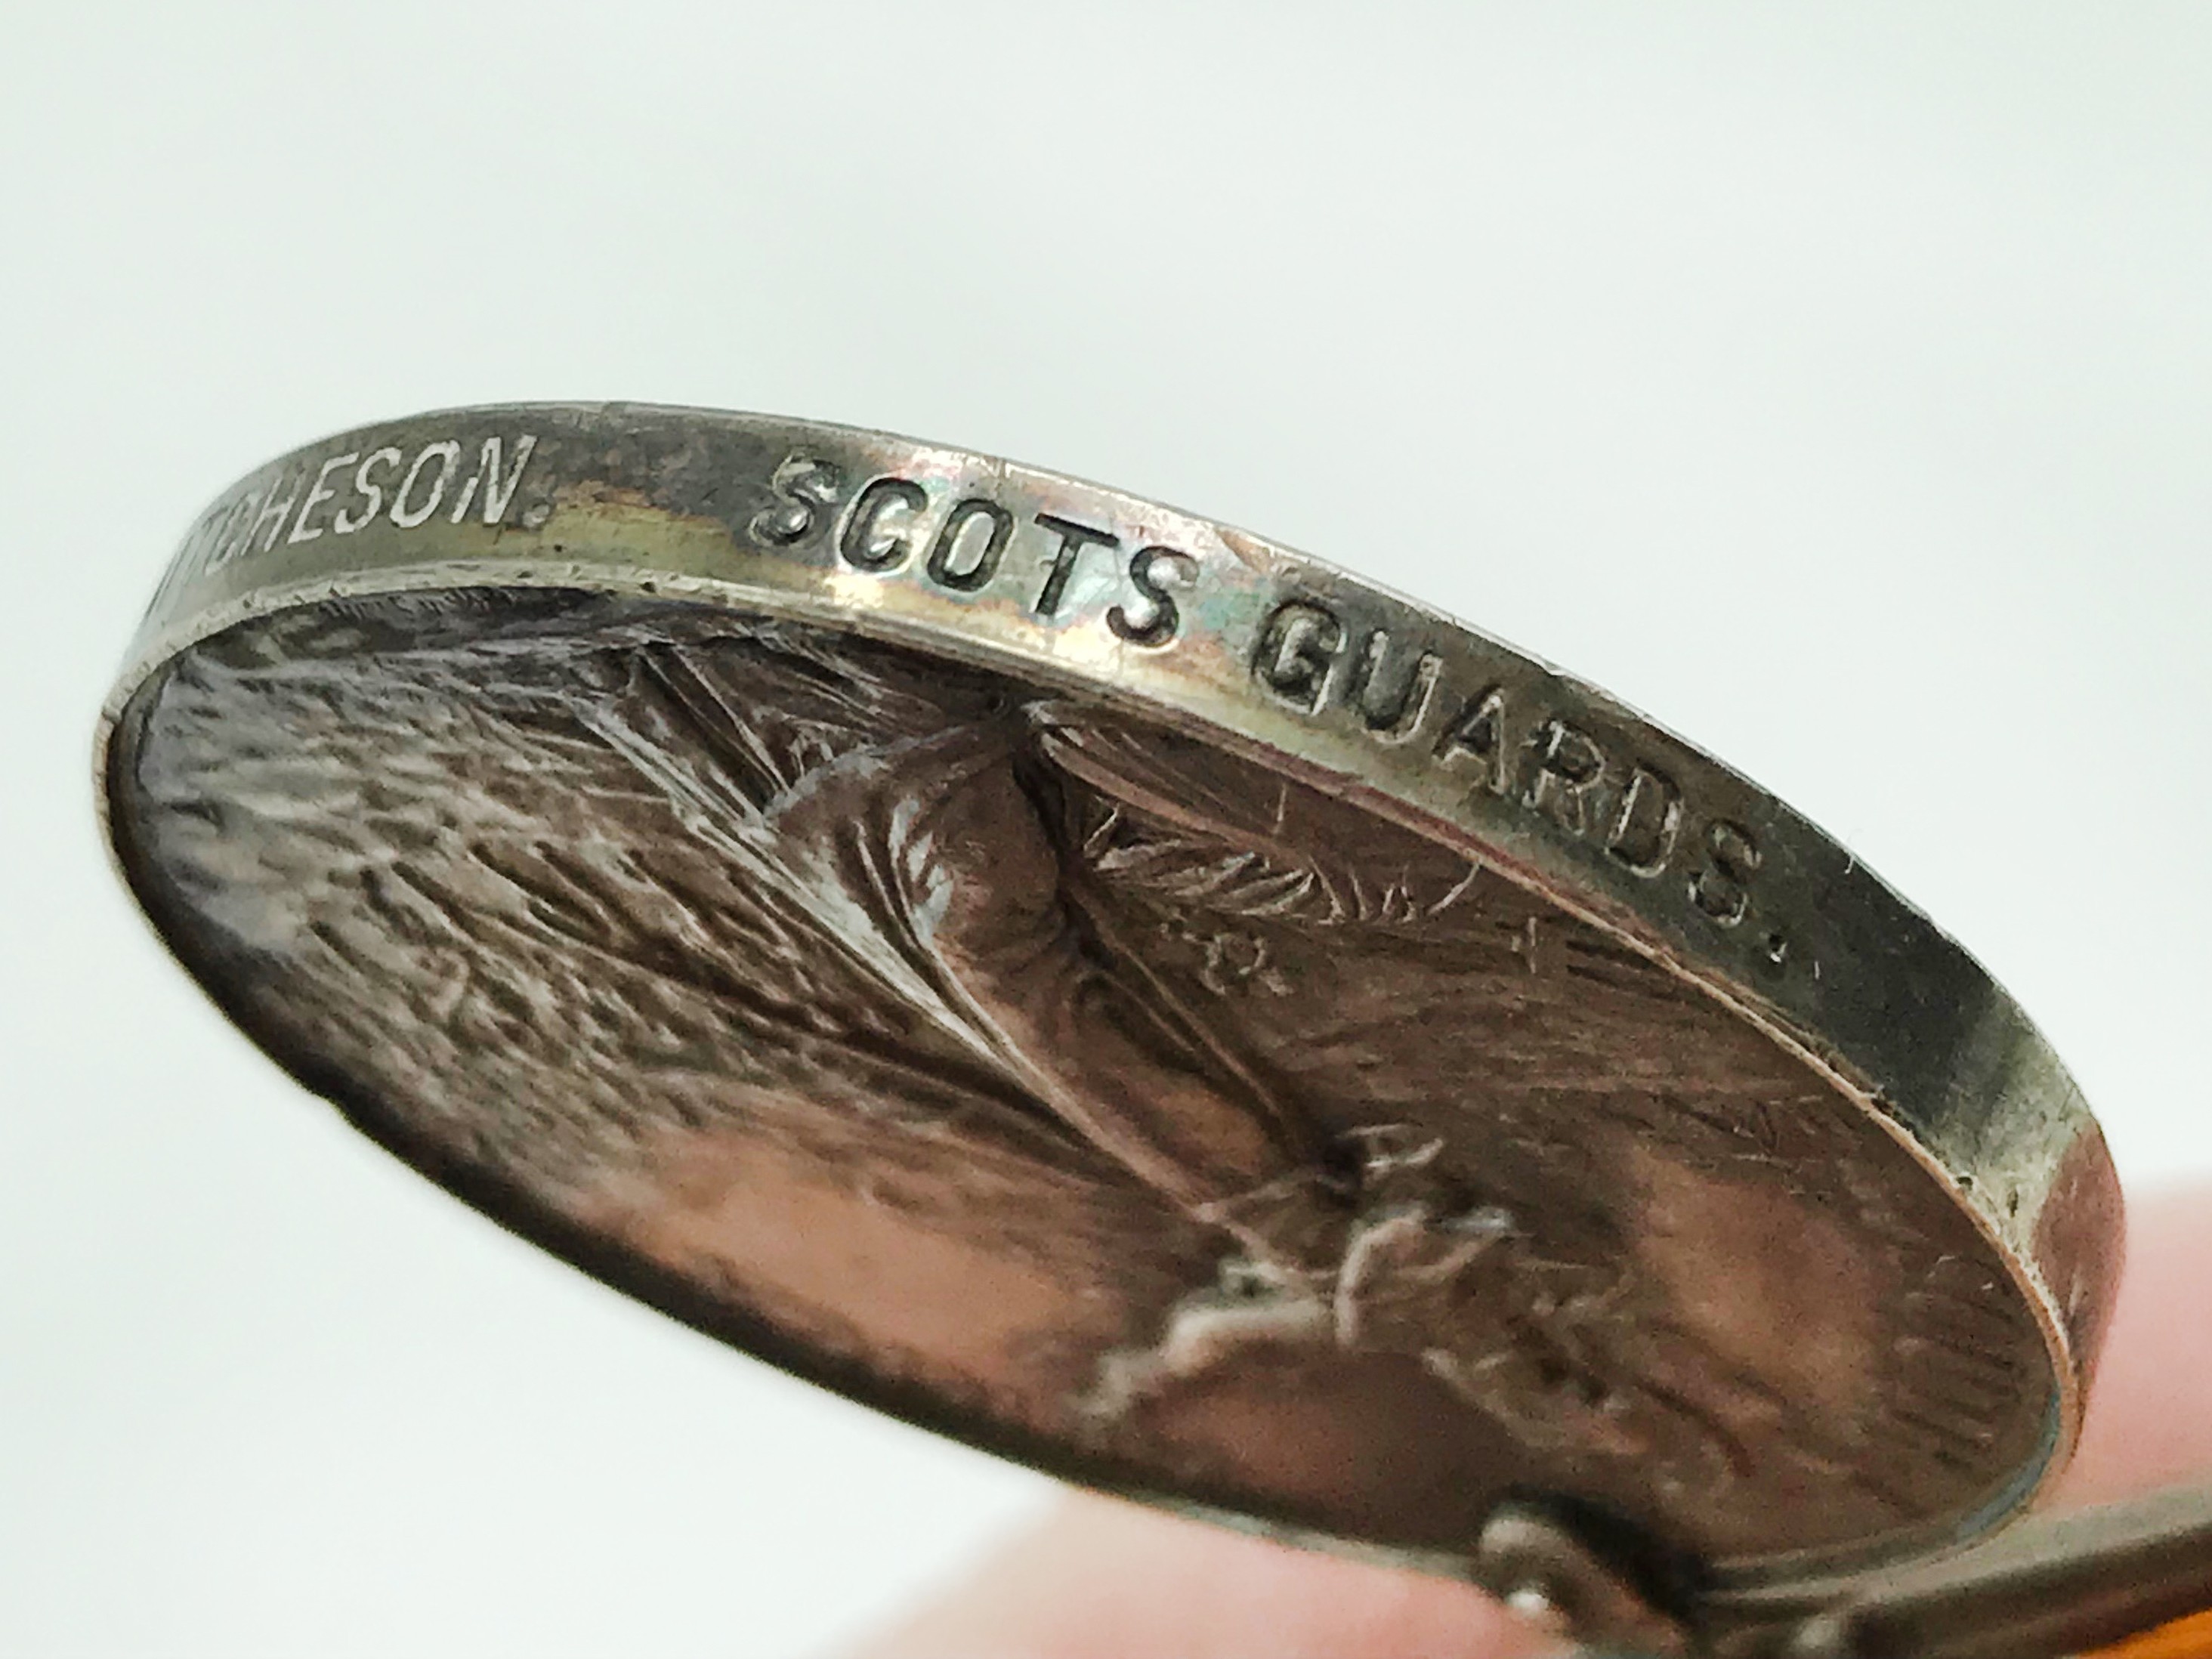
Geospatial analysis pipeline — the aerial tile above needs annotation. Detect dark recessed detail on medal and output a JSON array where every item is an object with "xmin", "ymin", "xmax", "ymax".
[{"xmin": 97, "ymin": 405, "xmax": 2127, "ymax": 1648}]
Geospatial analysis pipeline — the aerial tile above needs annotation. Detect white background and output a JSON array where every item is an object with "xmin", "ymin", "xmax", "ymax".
[{"xmin": 5, "ymin": 5, "xmax": 2211, "ymax": 1654}]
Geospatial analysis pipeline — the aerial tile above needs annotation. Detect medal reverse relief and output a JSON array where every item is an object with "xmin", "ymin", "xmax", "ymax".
[{"xmin": 100, "ymin": 406, "xmax": 2119, "ymax": 1586}]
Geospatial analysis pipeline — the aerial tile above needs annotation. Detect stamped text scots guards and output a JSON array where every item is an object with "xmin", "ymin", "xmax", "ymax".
[{"xmin": 788, "ymin": 456, "xmax": 1778, "ymax": 964}]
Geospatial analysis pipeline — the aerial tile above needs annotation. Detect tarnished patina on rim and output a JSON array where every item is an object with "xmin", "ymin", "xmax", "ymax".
[{"xmin": 95, "ymin": 403, "xmax": 2120, "ymax": 1593}]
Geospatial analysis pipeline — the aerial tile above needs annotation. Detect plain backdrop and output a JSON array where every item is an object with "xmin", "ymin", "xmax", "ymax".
[{"xmin": 5, "ymin": 5, "xmax": 2211, "ymax": 1654}]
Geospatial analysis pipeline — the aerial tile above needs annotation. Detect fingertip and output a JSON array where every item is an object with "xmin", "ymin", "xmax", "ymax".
[
  {"xmin": 844, "ymin": 1494, "xmax": 1548, "ymax": 1659},
  {"xmin": 2054, "ymin": 1183, "xmax": 2212, "ymax": 1507}
]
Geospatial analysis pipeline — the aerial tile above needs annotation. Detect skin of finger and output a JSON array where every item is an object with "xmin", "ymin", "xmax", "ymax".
[
  {"xmin": 842, "ymin": 1496, "xmax": 1549, "ymax": 1659},
  {"xmin": 2054, "ymin": 1185, "xmax": 2212, "ymax": 1506},
  {"xmin": 846, "ymin": 1185, "xmax": 2212, "ymax": 1659}
]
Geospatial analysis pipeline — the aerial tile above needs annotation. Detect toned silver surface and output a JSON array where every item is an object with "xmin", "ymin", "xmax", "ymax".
[{"xmin": 97, "ymin": 404, "xmax": 2121, "ymax": 1592}]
